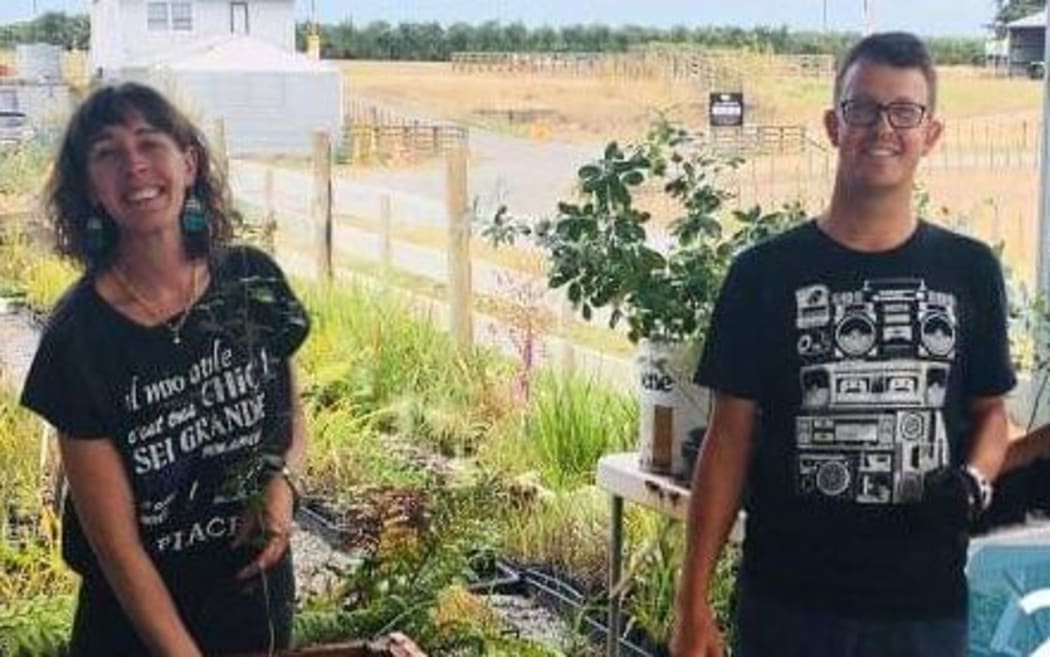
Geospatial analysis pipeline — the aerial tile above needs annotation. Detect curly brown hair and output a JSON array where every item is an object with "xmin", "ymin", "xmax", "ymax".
[{"xmin": 44, "ymin": 81, "xmax": 233, "ymax": 270}]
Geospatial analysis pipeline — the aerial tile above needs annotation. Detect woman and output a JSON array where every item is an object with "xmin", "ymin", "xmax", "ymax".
[{"xmin": 20, "ymin": 82, "xmax": 310, "ymax": 656}]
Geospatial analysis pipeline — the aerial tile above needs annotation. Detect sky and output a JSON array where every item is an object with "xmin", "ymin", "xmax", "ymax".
[{"xmin": 0, "ymin": 1, "xmax": 1003, "ymax": 38}]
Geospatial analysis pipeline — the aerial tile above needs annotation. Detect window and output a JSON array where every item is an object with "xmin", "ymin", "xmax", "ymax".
[
  {"xmin": 147, "ymin": 2, "xmax": 169, "ymax": 31},
  {"xmin": 171, "ymin": 2, "xmax": 193, "ymax": 31},
  {"xmin": 230, "ymin": 2, "xmax": 249, "ymax": 35}
]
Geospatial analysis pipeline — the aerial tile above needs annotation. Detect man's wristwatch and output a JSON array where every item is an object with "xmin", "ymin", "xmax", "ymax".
[
  {"xmin": 260, "ymin": 453, "xmax": 303, "ymax": 511},
  {"xmin": 963, "ymin": 464, "xmax": 994, "ymax": 514}
]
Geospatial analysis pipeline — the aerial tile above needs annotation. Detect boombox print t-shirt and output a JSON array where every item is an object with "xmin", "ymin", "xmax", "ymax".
[
  {"xmin": 696, "ymin": 220, "xmax": 1015, "ymax": 619},
  {"xmin": 793, "ymin": 277, "xmax": 954, "ymax": 505}
]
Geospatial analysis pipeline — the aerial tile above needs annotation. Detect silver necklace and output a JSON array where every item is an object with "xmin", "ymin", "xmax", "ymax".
[{"xmin": 111, "ymin": 263, "xmax": 201, "ymax": 345}]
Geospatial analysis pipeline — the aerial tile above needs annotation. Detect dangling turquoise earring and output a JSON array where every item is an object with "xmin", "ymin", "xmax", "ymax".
[
  {"xmin": 84, "ymin": 215, "xmax": 106, "ymax": 256},
  {"xmin": 181, "ymin": 195, "xmax": 208, "ymax": 234}
]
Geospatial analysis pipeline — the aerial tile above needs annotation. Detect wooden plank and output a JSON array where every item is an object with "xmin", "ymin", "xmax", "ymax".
[
  {"xmin": 212, "ymin": 118, "xmax": 228, "ymax": 175},
  {"xmin": 445, "ymin": 146, "xmax": 472, "ymax": 348},
  {"xmin": 312, "ymin": 131, "xmax": 333, "ymax": 282}
]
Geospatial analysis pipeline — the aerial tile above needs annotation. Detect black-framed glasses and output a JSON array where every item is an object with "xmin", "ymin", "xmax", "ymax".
[{"xmin": 839, "ymin": 100, "xmax": 928, "ymax": 129}]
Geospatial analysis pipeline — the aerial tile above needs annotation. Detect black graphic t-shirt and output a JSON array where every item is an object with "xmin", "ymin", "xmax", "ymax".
[
  {"xmin": 21, "ymin": 246, "xmax": 309, "ymax": 585},
  {"xmin": 697, "ymin": 220, "xmax": 1015, "ymax": 619}
]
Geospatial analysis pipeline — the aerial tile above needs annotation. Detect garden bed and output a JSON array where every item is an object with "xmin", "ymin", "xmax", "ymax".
[
  {"xmin": 466, "ymin": 557, "xmax": 667, "ymax": 657},
  {"xmin": 298, "ymin": 487, "xmax": 428, "ymax": 555}
]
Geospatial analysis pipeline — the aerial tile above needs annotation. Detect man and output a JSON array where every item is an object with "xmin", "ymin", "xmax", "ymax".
[{"xmin": 670, "ymin": 32, "xmax": 1014, "ymax": 657}]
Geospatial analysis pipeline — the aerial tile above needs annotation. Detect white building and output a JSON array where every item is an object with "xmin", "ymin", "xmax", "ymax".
[
  {"xmin": 124, "ymin": 36, "xmax": 343, "ymax": 156},
  {"xmin": 90, "ymin": 0, "xmax": 296, "ymax": 77},
  {"xmin": 985, "ymin": 9, "xmax": 1049, "ymax": 77},
  {"xmin": 90, "ymin": 0, "xmax": 344, "ymax": 156}
]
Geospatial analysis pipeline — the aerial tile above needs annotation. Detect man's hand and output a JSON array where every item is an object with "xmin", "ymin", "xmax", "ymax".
[
  {"xmin": 231, "ymin": 474, "xmax": 295, "ymax": 580},
  {"xmin": 669, "ymin": 602, "xmax": 725, "ymax": 657},
  {"xmin": 918, "ymin": 466, "xmax": 972, "ymax": 533}
]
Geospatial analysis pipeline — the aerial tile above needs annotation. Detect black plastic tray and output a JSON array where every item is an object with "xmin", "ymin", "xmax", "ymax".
[{"xmin": 521, "ymin": 567, "xmax": 666, "ymax": 657}]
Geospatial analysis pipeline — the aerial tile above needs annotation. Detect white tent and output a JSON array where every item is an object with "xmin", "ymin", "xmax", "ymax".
[{"xmin": 120, "ymin": 36, "xmax": 343, "ymax": 157}]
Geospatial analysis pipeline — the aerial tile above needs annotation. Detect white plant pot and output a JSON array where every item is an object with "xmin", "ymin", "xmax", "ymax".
[{"xmin": 635, "ymin": 339, "xmax": 710, "ymax": 479}]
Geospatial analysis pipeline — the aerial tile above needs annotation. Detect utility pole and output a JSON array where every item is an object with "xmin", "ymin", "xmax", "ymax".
[
  {"xmin": 862, "ymin": 0, "xmax": 875, "ymax": 35},
  {"xmin": 1037, "ymin": 6, "xmax": 1050, "ymax": 310},
  {"xmin": 823, "ymin": 0, "xmax": 829, "ymax": 33}
]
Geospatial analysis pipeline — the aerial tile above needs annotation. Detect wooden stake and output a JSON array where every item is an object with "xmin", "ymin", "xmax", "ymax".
[
  {"xmin": 312, "ymin": 131, "xmax": 333, "ymax": 282},
  {"xmin": 446, "ymin": 146, "xmax": 472, "ymax": 348}
]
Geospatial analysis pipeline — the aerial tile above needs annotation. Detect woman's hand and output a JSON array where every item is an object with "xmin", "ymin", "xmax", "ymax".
[{"xmin": 231, "ymin": 474, "xmax": 295, "ymax": 580}]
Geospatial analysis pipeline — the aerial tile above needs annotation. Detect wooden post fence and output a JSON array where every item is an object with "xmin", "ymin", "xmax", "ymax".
[
  {"xmin": 380, "ymin": 193, "xmax": 393, "ymax": 274},
  {"xmin": 263, "ymin": 167, "xmax": 276, "ymax": 255},
  {"xmin": 446, "ymin": 146, "xmax": 473, "ymax": 348},
  {"xmin": 559, "ymin": 296, "xmax": 576, "ymax": 377},
  {"xmin": 312, "ymin": 131, "xmax": 333, "ymax": 283},
  {"xmin": 213, "ymin": 118, "xmax": 228, "ymax": 176}
]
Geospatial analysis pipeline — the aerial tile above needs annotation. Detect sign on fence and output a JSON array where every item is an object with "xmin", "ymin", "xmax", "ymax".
[{"xmin": 709, "ymin": 92, "xmax": 744, "ymax": 128}]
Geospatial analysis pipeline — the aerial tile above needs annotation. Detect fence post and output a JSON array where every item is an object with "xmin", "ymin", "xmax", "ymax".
[
  {"xmin": 263, "ymin": 167, "xmax": 276, "ymax": 255},
  {"xmin": 446, "ymin": 146, "xmax": 473, "ymax": 348},
  {"xmin": 213, "ymin": 118, "xmax": 228, "ymax": 175},
  {"xmin": 312, "ymin": 131, "xmax": 333, "ymax": 283},
  {"xmin": 380, "ymin": 193, "xmax": 393, "ymax": 274},
  {"xmin": 559, "ymin": 296, "xmax": 576, "ymax": 377}
]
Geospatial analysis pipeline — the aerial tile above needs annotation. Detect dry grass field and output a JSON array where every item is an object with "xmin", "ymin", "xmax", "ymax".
[
  {"xmin": 341, "ymin": 60, "xmax": 1042, "ymax": 141},
  {"xmin": 341, "ymin": 59, "xmax": 1047, "ymax": 285}
]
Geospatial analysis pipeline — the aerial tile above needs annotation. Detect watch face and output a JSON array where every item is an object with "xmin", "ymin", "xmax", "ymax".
[
  {"xmin": 966, "ymin": 466, "xmax": 993, "ymax": 510},
  {"xmin": 261, "ymin": 453, "xmax": 285, "ymax": 469}
]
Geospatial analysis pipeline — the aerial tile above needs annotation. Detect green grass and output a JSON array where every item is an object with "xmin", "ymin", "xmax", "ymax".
[
  {"xmin": 480, "ymin": 371, "xmax": 636, "ymax": 491},
  {"xmin": 0, "ymin": 391, "xmax": 75, "ymax": 657},
  {"xmin": 0, "ymin": 139, "xmax": 50, "ymax": 199},
  {"xmin": 498, "ymin": 486, "xmax": 611, "ymax": 593},
  {"xmin": 0, "ymin": 593, "xmax": 74, "ymax": 657}
]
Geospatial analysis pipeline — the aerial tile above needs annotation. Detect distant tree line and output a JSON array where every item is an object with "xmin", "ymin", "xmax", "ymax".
[
  {"xmin": 297, "ymin": 21, "xmax": 985, "ymax": 66},
  {"xmin": 0, "ymin": 12, "xmax": 88, "ymax": 50},
  {"xmin": 0, "ymin": 12, "xmax": 984, "ymax": 66}
]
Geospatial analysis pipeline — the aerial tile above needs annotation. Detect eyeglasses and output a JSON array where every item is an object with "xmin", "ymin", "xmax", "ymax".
[{"xmin": 839, "ymin": 100, "xmax": 928, "ymax": 129}]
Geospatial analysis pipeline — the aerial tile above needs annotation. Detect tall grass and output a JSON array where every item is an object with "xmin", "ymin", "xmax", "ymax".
[
  {"xmin": 621, "ymin": 513, "xmax": 739, "ymax": 646},
  {"xmin": 0, "ymin": 139, "xmax": 50, "ymax": 200},
  {"xmin": 297, "ymin": 281, "xmax": 514, "ymax": 467},
  {"xmin": 499, "ymin": 487, "xmax": 610, "ymax": 593},
  {"xmin": 483, "ymin": 371, "xmax": 636, "ymax": 490},
  {"xmin": 0, "ymin": 390, "xmax": 75, "ymax": 656},
  {"xmin": 22, "ymin": 257, "xmax": 78, "ymax": 313},
  {"xmin": 306, "ymin": 397, "xmax": 429, "ymax": 495},
  {"xmin": 0, "ymin": 222, "xmax": 78, "ymax": 313}
]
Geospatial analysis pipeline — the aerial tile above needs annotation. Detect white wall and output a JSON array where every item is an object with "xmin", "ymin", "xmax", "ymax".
[
  {"xmin": 94, "ymin": 0, "xmax": 296, "ymax": 74},
  {"xmin": 90, "ymin": 0, "xmax": 124, "ymax": 75},
  {"xmin": 133, "ymin": 67, "xmax": 343, "ymax": 156},
  {"xmin": 176, "ymin": 70, "xmax": 342, "ymax": 156},
  {"xmin": 0, "ymin": 81, "xmax": 74, "ymax": 129}
]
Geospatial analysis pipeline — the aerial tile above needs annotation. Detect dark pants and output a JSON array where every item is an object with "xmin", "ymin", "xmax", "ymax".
[
  {"xmin": 734, "ymin": 585, "xmax": 967, "ymax": 657},
  {"xmin": 68, "ymin": 551, "xmax": 295, "ymax": 657}
]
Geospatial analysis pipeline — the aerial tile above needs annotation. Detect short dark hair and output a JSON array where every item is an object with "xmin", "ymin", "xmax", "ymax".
[
  {"xmin": 833, "ymin": 32, "xmax": 938, "ymax": 113},
  {"xmin": 45, "ymin": 82, "xmax": 232, "ymax": 270}
]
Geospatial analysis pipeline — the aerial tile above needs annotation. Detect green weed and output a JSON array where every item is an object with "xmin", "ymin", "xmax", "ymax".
[{"xmin": 519, "ymin": 372, "xmax": 636, "ymax": 490}]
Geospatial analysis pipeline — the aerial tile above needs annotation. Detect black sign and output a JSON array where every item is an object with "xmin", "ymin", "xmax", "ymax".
[{"xmin": 709, "ymin": 92, "xmax": 744, "ymax": 127}]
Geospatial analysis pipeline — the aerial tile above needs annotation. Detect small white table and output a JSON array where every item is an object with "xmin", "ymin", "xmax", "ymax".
[{"xmin": 595, "ymin": 452, "xmax": 745, "ymax": 657}]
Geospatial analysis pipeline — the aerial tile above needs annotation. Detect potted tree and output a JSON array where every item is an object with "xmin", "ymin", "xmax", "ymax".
[{"xmin": 483, "ymin": 119, "xmax": 802, "ymax": 480}]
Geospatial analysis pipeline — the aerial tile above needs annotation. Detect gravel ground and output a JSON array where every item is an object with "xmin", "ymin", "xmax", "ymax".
[
  {"xmin": 290, "ymin": 521, "xmax": 360, "ymax": 600},
  {"xmin": 484, "ymin": 593, "xmax": 579, "ymax": 652},
  {"xmin": 0, "ymin": 303, "xmax": 40, "ymax": 390}
]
